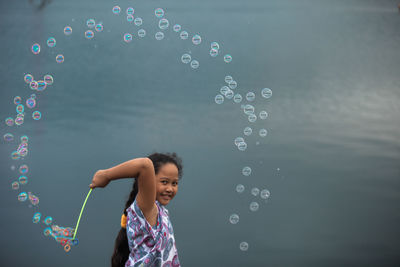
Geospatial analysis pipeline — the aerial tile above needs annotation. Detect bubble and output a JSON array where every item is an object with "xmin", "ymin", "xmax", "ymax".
[
  {"xmin": 36, "ymin": 80, "xmax": 47, "ymax": 91},
  {"xmin": 180, "ymin": 31, "xmax": 189, "ymax": 40},
  {"xmin": 225, "ymin": 89, "xmax": 234, "ymax": 99},
  {"xmin": 259, "ymin": 111, "xmax": 268, "ymax": 120},
  {"xmin": 18, "ymin": 175, "xmax": 28, "ymax": 185},
  {"xmin": 242, "ymin": 166, "xmax": 251, "ymax": 176},
  {"xmin": 123, "ymin": 33, "xmax": 133, "ymax": 43},
  {"xmin": 138, "ymin": 29, "xmax": 146, "ymax": 38},
  {"xmin": 248, "ymin": 114, "xmax": 257, "ymax": 123},
  {"xmin": 95, "ymin": 23, "xmax": 103, "ymax": 32},
  {"xmin": 259, "ymin": 129, "xmax": 268, "ymax": 137},
  {"xmin": 246, "ymin": 92, "xmax": 255, "ymax": 102},
  {"xmin": 234, "ymin": 137, "xmax": 245, "ymax": 146},
  {"xmin": 134, "ymin": 17, "xmax": 143, "ymax": 26},
  {"xmin": 32, "ymin": 111, "xmax": 42, "ymax": 120},
  {"xmin": 56, "ymin": 54, "xmax": 64, "ymax": 64},
  {"xmin": 112, "ymin": 6, "xmax": 121, "ymax": 14},
  {"xmin": 11, "ymin": 151, "xmax": 20, "ymax": 160},
  {"xmin": 155, "ymin": 32, "xmax": 164, "ymax": 40},
  {"xmin": 31, "ymin": 43, "xmax": 40, "ymax": 55},
  {"xmin": 126, "ymin": 7, "xmax": 134, "ymax": 15},
  {"xmin": 239, "ymin": 242, "xmax": 249, "ymax": 251},
  {"xmin": 86, "ymin": 19, "xmax": 95, "ymax": 28},
  {"xmin": 243, "ymin": 127, "xmax": 252, "ymax": 136},
  {"xmin": 155, "ymin": 8, "xmax": 164, "ymax": 18},
  {"xmin": 224, "ymin": 76, "xmax": 233, "ymax": 83},
  {"xmin": 237, "ymin": 142, "xmax": 247, "ymax": 151},
  {"xmin": 159, "ymin": 18, "xmax": 169, "ymax": 30},
  {"xmin": 43, "ymin": 227, "xmax": 52, "ymax": 236},
  {"xmin": 26, "ymin": 98, "xmax": 36, "ymax": 109},
  {"xmin": 24, "ymin": 74, "xmax": 34, "ymax": 84},
  {"xmin": 190, "ymin": 60, "xmax": 199, "ymax": 69},
  {"xmin": 44, "ymin": 216, "xmax": 53, "ymax": 225},
  {"xmin": 220, "ymin": 86, "xmax": 229, "ymax": 96},
  {"xmin": 12, "ymin": 182, "xmax": 19, "ymax": 190},
  {"xmin": 211, "ymin": 42, "xmax": 220, "ymax": 50},
  {"xmin": 229, "ymin": 80, "xmax": 237, "ymax": 89},
  {"xmin": 18, "ymin": 192, "xmax": 28, "ymax": 202},
  {"xmin": 29, "ymin": 81, "xmax": 38, "ymax": 90},
  {"xmin": 261, "ymin": 88, "xmax": 272, "ymax": 99},
  {"xmin": 85, "ymin": 30, "xmax": 94, "ymax": 39},
  {"xmin": 236, "ymin": 184, "xmax": 245, "ymax": 193},
  {"xmin": 44, "ymin": 74, "xmax": 54, "ymax": 85},
  {"xmin": 233, "ymin": 94, "xmax": 242, "ymax": 103},
  {"xmin": 21, "ymin": 135, "xmax": 29, "ymax": 143},
  {"xmin": 249, "ymin": 201, "xmax": 259, "ymax": 211},
  {"xmin": 260, "ymin": 189, "xmax": 270, "ymax": 199},
  {"xmin": 64, "ymin": 26, "xmax": 72, "ymax": 35},
  {"xmin": 4, "ymin": 133, "xmax": 14, "ymax": 142},
  {"xmin": 215, "ymin": 94, "xmax": 224, "ymax": 104},
  {"xmin": 181, "ymin": 54, "xmax": 191, "ymax": 64},
  {"xmin": 229, "ymin": 214, "xmax": 239, "ymax": 224},
  {"xmin": 15, "ymin": 116, "xmax": 24, "ymax": 126},
  {"xmin": 243, "ymin": 105, "xmax": 255, "ymax": 115},
  {"xmin": 251, "ymin": 187, "xmax": 260, "ymax": 196},
  {"xmin": 32, "ymin": 212, "xmax": 41, "ymax": 223},
  {"xmin": 209, "ymin": 48, "xmax": 218, "ymax": 57},
  {"xmin": 29, "ymin": 192, "xmax": 39, "ymax": 206},
  {"xmin": 224, "ymin": 54, "xmax": 232, "ymax": 63},
  {"xmin": 192, "ymin": 34, "xmax": 201, "ymax": 45},
  {"xmin": 64, "ymin": 244, "xmax": 71, "ymax": 252},
  {"xmin": 173, "ymin": 24, "xmax": 181, "ymax": 32},
  {"xmin": 72, "ymin": 239, "xmax": 79, "ymax": 246},
  {"xmin": 46, "ymin": 37, "xmax": 56, "ymax": 48},
  {"xmin": 19, "ymin": 164, "xmax": 28, "ymax": 174},
  {"xmin": 127, "ymin": 15, "xmax": 134, "ymax": 22}
]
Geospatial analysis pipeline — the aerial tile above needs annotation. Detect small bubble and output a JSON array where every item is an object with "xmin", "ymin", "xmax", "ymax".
[
  {"xmin": 123, "ymin": 33, "xmax": 133, "ymax": 43},
  {"xmin": 12, "ymin": 182, "xmax": 19, "ymax": 190},
  {"xmin": 246, "ymin": 92, "xmax": 255, "ymax": 102},
  {"xmin": 209, "ymin": 48, "xmax": 218, "ymax": 57},
  {"xmin": 44, "ymin": 216, "xmax": 53, "ymax": 225},
  {"xmin": 229, "ymin": 81, "xmax": 237, "ymax": 90},
  {"xmin": 138, "ymin": 29, "xmax": 146, "ymax": 38},
  {"xmin": 155, "ymin": 32, "xmax": 164, "ymax": 40},
  {"xmin": 211, "ymin": 42, "xmax": 220, "ymax": 50},
  {"xmin": 192, "ymin": 34, "xmax": 201, "ymax": 45},
  {"xmin": 95, "ymin": 24, "xmax": 103, "ymax": 32},
  {"xmin": 85, "ymin": 30, "xmax": 94, "ymax": 39},
  {"xmin": 225, "ymin": 75, "xmax": 233, "ymax": 83},
  {"xmin": 4, "ymin": 133, "xmax": 14, "ymax": 142},
  {"xmin": 126, "ymin": 7, "xmax": 134, "ymax": 15},
  {"xmin": 260, "ymin": 189, "xmax": 270, "ymax": 199},
  {"xmin": 242, "ymin": 166, "xmax": 251, "ymax": 176},
  {"xmin": 112, "ymin": 6, "xmax": 121, "ymax": 14},
  {"xmin": 32, "ymin": 212, "xmax": 41, "ymax": 223},
  {"xmin": 236, "ymin": 184, "xmax": 245, "ymax": 193},
  {"xmin": 18, "ymin": 192, "xmax": 28, "ymax": 202},
  {"xmin": 240, "ymin": 242, "xmax": 249, "ymax": 251},
  {"xmin": 243, "ymin": 104, "xmax": 255, "ymax": 115},
  {"xmin": 86, "ymin": 19, "xmax": 95, "ymax": 28},
  {"xmin": 64, "ymin": 26, "xmax": 72, "ymax": 35},
  {"xmin": 259, "ymin": 129, "xmax": 268, "ymax": 137},
  {"xmin": 225, "ymin": 89, "xmax": 234, "ymax": 99},
  {"xmin": 259, "ymin": 111, "xmax": 268, "ymax": 120},
  {"xmin": 234, "ymin": 137, "xmax": 245, "ymax": 146},
  {"xmin": 46, "ymin": 37, "xmax": 56, "ymax": 48},
  {"xmin": 18, "ymin": 175, "xmax": 28, "ymax": 185},
  {"xmin": 180, "ymin": 31, "xmax": 189, "ymax": 40},
  {"xmin": 248, "ymin": 114, "xmax": 257, "ymax": 123},
  {"xmin": 220, "ymin": 86, "xmax": 229, "ymax": 96},
  {"xmin": 249, "ymin": 201, "xmax": 259, "ymax": 212},
  {"xmin": 251, "ymin": 187, "xmax": 260, "ymax": 196},
  {"xmin": 190, "ymin": 60, "xmax": 199, "ymax": 69},
  {"xmin": 233, "ymin": 94, "xmax": 242, "ymax": 103},
  {"xmin": 32, "ymin": 111, "xmax": 42, "ymax": 120},
  {"xmin": 173, "ymin": 24, "xmax": 181, "ymax": 32},
  {"xmin": 243, "ymin": 127, "xmax": 252, "ymax": 136},
  {"xmin": 31, "ymin": 43, "xmax": 40, "ymax": 55},
  {"xmin": 44, "ymin": 74, "xmax": 54, "ymax": 85},
  {"xmin": 238, "ymin": 142, "xmax": 247, "ymax": 151},
  {"xmin": 24, "ymin": 74, "xmax": 34, "ymax": 84},
  {"xmin": 229, "ymin": 214, "xmax": 239, "ymax": 224},
  {"xmin": 26, "ymin": 98, "xmax": 36, "ymax": 109},
  {"xmin": 215, "ymin": 94, "xmax": 224, "ymax": 104},
  {"xmin": 224, "ymin": 54, "xmax": 232, "ymax": 63},
  {"xmin": 154, "ymin": 8, "xmax": 165, "ymax": 18},
  {"xmin": 181, "ymin": 54, "xmax": 191, "ymax": 64},
  {"xmin": 158, "ymin": 19, "xmax": 169, "ymax": 30},
  {"xmin": 261, "ymin": 88, "xmax": 272, "ymax": 99},
  {"xmin": 134, "ymin": 17, "xmax": 143, "ymax": 26},
  {"xmin": 56, "ymin": 54, "xmax": 64, "ymax": 64}
]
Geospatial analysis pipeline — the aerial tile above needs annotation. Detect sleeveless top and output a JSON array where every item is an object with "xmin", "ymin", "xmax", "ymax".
[{"xmin": 125, "ymin": 198, "xmax": 180, "ymax": 267}]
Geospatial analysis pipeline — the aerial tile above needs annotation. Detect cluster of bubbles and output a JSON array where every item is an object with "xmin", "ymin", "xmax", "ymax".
[
  {"xmin": 85, "ymin": 18, "xmax": 104, "ymax": 40},
  {"xmin": 5, "ymin": 93, "xmax": 41, "ymax": 128},
  {"xmin": 11, "ymin": 163, "xmax": 29, "ymax": 190},
  {"xmin": 112, "ymin": 6, "xmax": 147, "ymax": 42},
  {"xmin": 6, "ymin": 135, "xmax": 30, "ymax": 160}
]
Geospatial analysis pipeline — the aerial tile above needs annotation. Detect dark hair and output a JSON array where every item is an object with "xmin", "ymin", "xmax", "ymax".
[{"xmin": 111, "ymin": 152, "xmax": 183, "ymax": 267}]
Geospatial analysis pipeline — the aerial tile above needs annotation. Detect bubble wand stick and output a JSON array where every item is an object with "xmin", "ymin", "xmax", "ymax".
[{"xmin": 72, "ymin": 188, "xmax": 93, "ymax": 240}]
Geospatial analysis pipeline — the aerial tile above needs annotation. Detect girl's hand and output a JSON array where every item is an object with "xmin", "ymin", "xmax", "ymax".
[{"xmin": 90, "ymin": 170, "xmax": 110, "ymax": 189}]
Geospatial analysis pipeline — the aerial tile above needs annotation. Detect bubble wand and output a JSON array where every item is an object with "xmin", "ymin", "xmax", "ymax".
[{"xmin": 72, "ymin": 188, "xmax": 93, "ymax": 240}]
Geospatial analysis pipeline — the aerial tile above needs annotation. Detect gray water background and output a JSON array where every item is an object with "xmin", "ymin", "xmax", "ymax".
[{"xmin": 0, "ymin": 0, "xmax": 399, "ymax": 266}]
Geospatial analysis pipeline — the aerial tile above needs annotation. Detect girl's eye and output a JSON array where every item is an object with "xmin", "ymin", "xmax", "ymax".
[{"xmin": 162, "ymin": 181, "xmax": 167, "ymax": 184}]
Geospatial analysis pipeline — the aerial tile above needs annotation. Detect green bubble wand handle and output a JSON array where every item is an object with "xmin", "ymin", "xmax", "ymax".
[{"xmin": 73, "ymin": 188, "xmax": 93, "ymax": 240}]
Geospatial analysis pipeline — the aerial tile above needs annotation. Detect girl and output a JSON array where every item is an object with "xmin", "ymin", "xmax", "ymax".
[{"xmin": 89, "ymin": 152, "xmax": 183, "ymax": 267}]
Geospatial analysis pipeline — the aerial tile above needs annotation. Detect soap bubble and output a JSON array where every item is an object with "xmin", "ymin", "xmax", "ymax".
[
  {"xmin": 259, "ymin": 111, "xmax": 268, "ymax": 120},
  {"xmin": 44, "ymin": 74, "xmax": 54, "ymax": 85},
  {"xmin": 243, "ymin": 127, "xmax": 252, "ymax": 136},
  {"xmin": 125, "ymin": 15, "xmax": 133, "ymax": 22},
  {"xmin": 124, "ymin": 33, "xmax": 133, "ymax": 43},
  {"xmin": 233, "ymin": 94, "xmax": 242, "ymax": 103},
  {"xmin": 86, "ymin": 19, "xmax": 95, "ymax": 28},
  {"xmin": 225, "ymin": 76, "xmax": 233, "ymax": 83},
  {"xmin": 32, "ymin": 111, "xmax": 42, "ymax": 120},
  {"xmin": 260, "ymin": 189, "xmax": 270, "ymax": 199},
  {"xmin": 112, "ymin": 6, "xmax": 121, "ymax": 14},
  {"xmin": 180, "ymin": 31, "xmax": 189, "ymax": 40},
  {"xmin": 26, "ymin": 98, "xmax": 36, "ymax": 109},
  {"xmin": 190, "ymin": 60, "xmax": 199, "ymax": 69},
  {"xmin": 234, "ymin": 137, "xmax": 244, "ymax": 146},
  {"xmin": 28, "ymin": 192, "xmax": 39, "ymax": 206},
  {"xmin": 215, "ymin": 95, "xmax": 224, "ymax": 104},
  {"xmin": 126, "ymin": 7, "xmax": 134, "ymax": 15},
  {"xmin": 46, "ymin": 37, "xmax": 56, "ymax": 48},
  {"xmin": 220, "ymin": 86, "xmax": 229, "ymax": 96},
  {"xmin": 64, "ymin": 26, "xmax": 72, "ymax": 35},
  {"xmin": 225, "ymin": 89, "xmax": 234, "ymax": 99},
  {"xmin": 248, "ymin": 114, "xmax": 257, "ymax": 123},
  {"xmin": 224, "ymin": 54, "xmax": 232, "ymax": 63},
  {"xmin": 243, "ymin": 104, "xmax": 255, "ymax": 115},
  {"xmin": 44, "ymin": 216, "xmax": 53, "ymax": 225},
  {"xmin": 211, "ymin": 42, "xmax": 220, "ymax": 50},
  {"xmin": 246, "ymin": 92, "xmax": 255, "ymax": 102},
  {"xmin": 181, "ymin": 54, "xmax": 191, "ymax": 64},
  {"xmin": 85, "ymin": 30, "xmax": 94, "ymax": 39},
  {"xmin": 134, "ymin": 17, "xmax": 143, "ymax": 26},
  {"xmin": 11, "ymin": 151, "xmax": 20, "ymax": 160},
  {"xmin": 24, "ymin": 74, "xmax": 34, "ymax": 84},
  {"xmin": 228, "ymin": 80, "xmax": 237, "ymax": 89},
  {"xmin": 239, "ymin": 242, "xmax": 249, "ymax": 251},
  {"xmin": 261, "ymin": 88, "xmax": 272, "ymax": 99},
  {"xmin": 56, "ymin": 54, "xmax": 64, "ymax": 63},
  {"xmin": 173, "ymin": 24, "xmax": 181, "ymax": 32},
  {"xmin": 158, "ymin": 19, "xmax": 169, "ymax": 30},
  {"xmin": 155, "ymin": 8, "xmax": 164, "ymax": 18},
  {"xmin": 4, "ymin": 133, "xmax": 14, "ymax": 142},
  {"xmin": 259, "ymin": 129, "xmax": 268, "ymax": 137},
  {"xmin": 64, "ymin": 244, "xmax": 71, "ymax": 252},
  {"xmin": 236, "ymin": 184, "xmax": 245, "ymax": 193},
  {"xmin": 12, "ymin": 182, "xmax": 19, "ymax": 190},
  {"xmin": 138, "ymin": 29, "xmax": 146, "ymax": 38},
  {"xmin": 21, "ymin": 135, "xmax": 29, "ymax": 143},
  {"xmin": 238, "ymin": 142, "xmax": 247, "ymax": 151},
  {"xmin": 209, "ymin": 48, "xmax": 218, "ymax": 57},
  {"xmin": 192, "ymin": 34, "xmax": 201, "ymax": 45},
  {"xmin": 251, "ymin": 187, "xmax": 260, "ymax": 196},
  {"xmin": 18, "ymin": 175, "xmax": 28, "ymax": 185},
  {"xmin": 242, "ymin": 166, "xmax": 251, "ymax": 176},
  {"xmin": 43, "ymin": 227, "xmax": 52, "ymax": 236},
  {"xmin": 229, "ymin": 214, "xmax": 239, "ymax": 224},
  {"xmin": 95, "ymin": 23, "xmax": 103, "ymax": 32},
  {"xmin": 36, "ymin": 80, "xmax": 47, "ymax": 91},
  {"xmin": 249, "ymin": 201, "xmax": 259, "ymax": 212},
  {"xmin": 32, "ymin": 212, "xmax": 41, "ymax": 223},
  {"xmin": 155, "ymin": 32, "xmax": 164, "ymax": 40},
  {"xmin": 31, "ymin": 43, "xmax": 40, "ymax": 55},
  {"xmin": 29, "ymin": 81, "xmax": 38, "ymax": 90},
  {"xmin": 15, "ymin": 116, "xmax": 24, "ymax": 126},
  {"xmin": 18, "ymin": 192, "xmax": 28, "ymax": 202}
]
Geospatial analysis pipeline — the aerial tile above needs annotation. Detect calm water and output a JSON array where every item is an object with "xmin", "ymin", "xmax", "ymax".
[{"xmin": 0, "ymin": 0, "xmax": 399, "ymax": 266}]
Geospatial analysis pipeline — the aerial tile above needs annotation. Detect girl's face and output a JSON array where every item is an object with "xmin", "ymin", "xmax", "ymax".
[{"xmin": 155, "ymin": 163, "xmax": 179, "ymax": 206}]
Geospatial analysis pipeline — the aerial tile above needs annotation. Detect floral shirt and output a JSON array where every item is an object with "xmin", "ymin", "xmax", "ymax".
[{"xmin": 125, "ymin": 198, "xmax": 180, "ymax": 267}]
